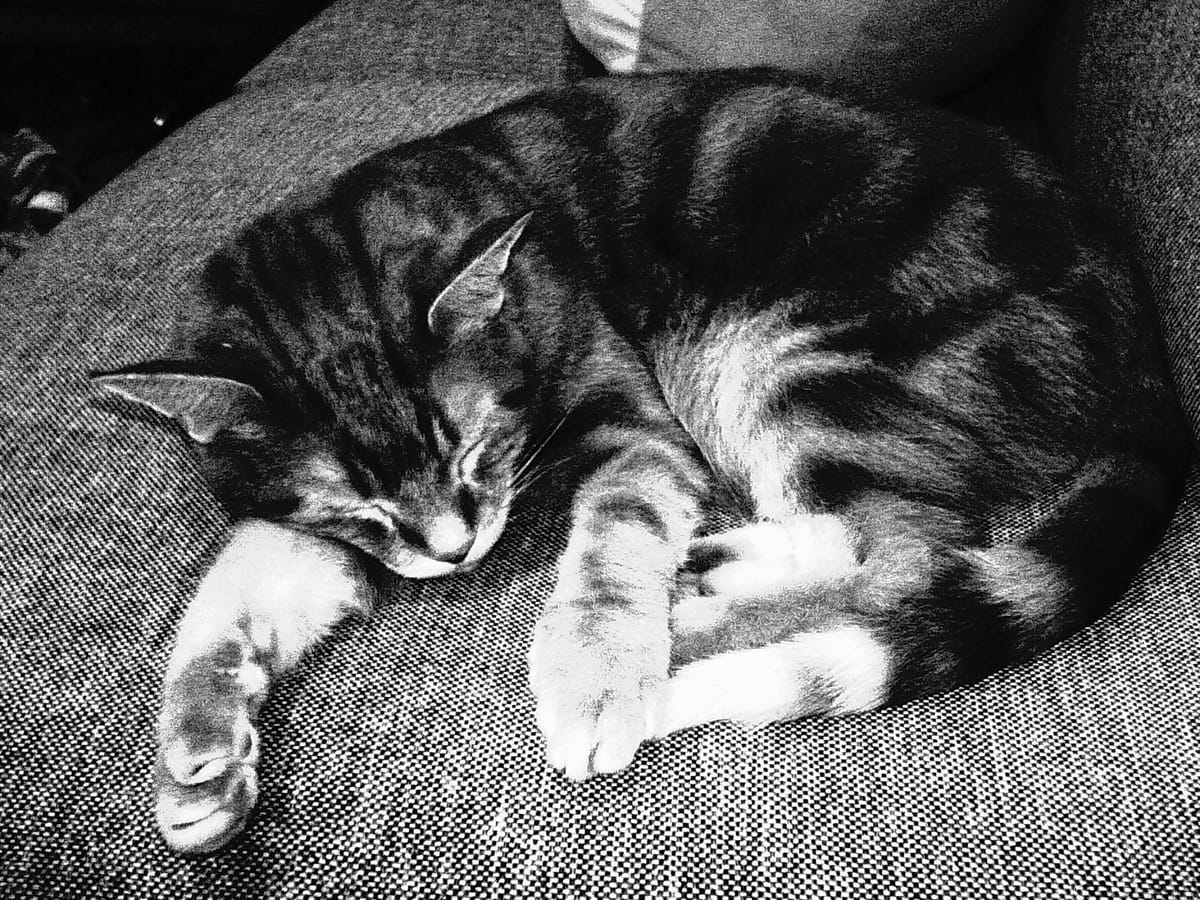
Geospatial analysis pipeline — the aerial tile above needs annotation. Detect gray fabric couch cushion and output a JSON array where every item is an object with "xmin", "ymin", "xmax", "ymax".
[
  {"xmin": 1043, "ymin": 0, "xmax": 1200, "ymax": 445},
  {"xmin": 2, "ymin": 0, "xmax": 1198, "ymax": 896},
  {"xmin": 562, "ymin": 0, "xmax": 1046, "ymax": 100}
]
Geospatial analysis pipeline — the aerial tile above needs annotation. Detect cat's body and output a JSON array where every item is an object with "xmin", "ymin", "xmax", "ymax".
[{"xmin": 96, "ymin": 70, "xmax": 1191, "ymax": 854}]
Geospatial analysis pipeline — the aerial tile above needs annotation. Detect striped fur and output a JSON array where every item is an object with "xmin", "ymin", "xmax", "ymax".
[{"xmin": 95, "ymin": 70, "xmax": 1191, "ymax": 849}]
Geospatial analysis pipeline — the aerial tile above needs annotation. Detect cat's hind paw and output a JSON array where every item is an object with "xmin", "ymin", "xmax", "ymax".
[
  {"xmin": 154, "ymin": 641, "xmax": 267, "ymax": 854},
  {"xmin": 684, "ymin": 516, "xmax": 858, "ymax": 597}
]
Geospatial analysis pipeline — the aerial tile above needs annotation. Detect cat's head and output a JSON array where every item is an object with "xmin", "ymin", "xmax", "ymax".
[{"xmin": 94, "ymin": 213, "xmax": 537, "ymax": 579}]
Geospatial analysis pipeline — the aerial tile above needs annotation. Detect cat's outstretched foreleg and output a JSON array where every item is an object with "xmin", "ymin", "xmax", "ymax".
[
  {"xmin": 529, "ymin": 434, "xmax": 705, "ymax": 780},
  {"xmin": 155, "ymin": 520, "xmax": 370, "ymax": 854}
]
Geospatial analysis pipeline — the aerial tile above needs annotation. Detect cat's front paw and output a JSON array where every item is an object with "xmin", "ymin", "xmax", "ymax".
[
  {"xmin": 528, "ymin": 604, "xmax": 667, "ymax": 781},
  {"xmin": 154, "ymin": 639, "xmax": 268, "ymax": 854}
]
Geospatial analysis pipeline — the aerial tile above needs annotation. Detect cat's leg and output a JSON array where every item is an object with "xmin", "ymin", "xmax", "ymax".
[
  {"xmin": 662, "ymin": 503, "xmax": 944, "ymax": 734},
  {"xmin": 660, "ymin": 625, "xmax": 892, "ymax": 734},
  {"xmin": 529, "ymin": 433, "xmax": 705, "ymax": 780},
  {"xmin": 682, "ymin": 516, "xmax": 860, "ymax": 600},
  {"xmin": 155, "ymin": 519, "xmax": 370, "ymax": 854}
]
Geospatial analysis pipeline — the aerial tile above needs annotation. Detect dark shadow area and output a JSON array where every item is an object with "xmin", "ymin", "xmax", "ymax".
[{"xmin": 0, "ymin": 2, "xmax": 331, "ymax": 271}]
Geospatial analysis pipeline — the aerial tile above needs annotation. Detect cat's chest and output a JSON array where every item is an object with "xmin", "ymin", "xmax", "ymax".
[{"xmin": 648, "ymin": 306, "xmax": 846, "ymax": 517}]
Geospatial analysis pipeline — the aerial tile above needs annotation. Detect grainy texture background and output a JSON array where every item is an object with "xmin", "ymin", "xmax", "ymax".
[{"xmin": 2, "ymin": 0, "xmax": 1197, "ymax": 896}]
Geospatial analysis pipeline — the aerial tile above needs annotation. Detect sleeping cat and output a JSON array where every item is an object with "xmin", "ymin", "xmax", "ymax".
[{"xmin": 94, "ymin": 69, "xmax": 1191, "ymax": 854}]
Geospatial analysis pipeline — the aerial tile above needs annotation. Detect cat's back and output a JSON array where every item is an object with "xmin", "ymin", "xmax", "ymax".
[
  {"xmin": 436, "ymin": 71, "xmax": 1075, "ymax": 289},
  {"xmin": 455, "ymin": 68, "xmax": 1044, "ymax": 202}
]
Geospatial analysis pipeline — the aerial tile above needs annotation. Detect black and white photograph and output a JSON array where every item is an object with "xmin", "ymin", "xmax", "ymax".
[{"xmin": 2, "ymin": 1, "xmax": 1197, "ymax": 896}]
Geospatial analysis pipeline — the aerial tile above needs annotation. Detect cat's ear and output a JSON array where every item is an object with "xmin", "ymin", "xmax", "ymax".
[
  {"xmin": 91, "ymin": 368, "xmax": 268, "ymax": 444},
  {"xmin": 427, "ymin": 212, "xmax": 532, "ymax": 339}
]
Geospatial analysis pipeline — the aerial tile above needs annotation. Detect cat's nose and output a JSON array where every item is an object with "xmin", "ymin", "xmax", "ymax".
[{"xmin": 423, "ymin": 515, "xmax": 475, "ymax": 565}]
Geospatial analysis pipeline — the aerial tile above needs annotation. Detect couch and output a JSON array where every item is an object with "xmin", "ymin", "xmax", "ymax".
[{"xmin": 2, "ymin": 0, "xmax": 1197, "ymax": 896}]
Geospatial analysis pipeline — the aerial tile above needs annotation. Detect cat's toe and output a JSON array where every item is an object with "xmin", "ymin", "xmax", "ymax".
[
  {"xmin": 543, "ymin": 718, "xmax": 601, "ymax": 781},
  {"xmin": 161, "ymin": 714, "xmax": 259, "ymax": 783},
  {"xmin": 154, "ymin": 737, "xmax": 259, "ymax": 854},
  {"xmin": 670, "ymin": 592, "xmax": 731, "ymax": 635},
  {"xmin": 155, "ymin": 777, "xmax": 256, "ymax": 855},
  {"xmin": 530, "ymin": 601, "xmax": 668, "ymax": 779},
  {"xmin": 685, "ymin": 522, "xmax": 790, "ymax": 571},
  {"xmin": 535, "ymin": 677, "xmax": 663, "ymax": 780},
  {"xmin": 683, "ymin": 517, "xmax": 858, "ymax": 596},
  {"xmin": 541, "ymin": 706, "xmax": 642, "ymax": 780},
  {"xmin": 155, "ymin": 655, "xmax": 267, "ymax": 852},
  {"xmin": 591, "ymin": 692, "xmax": 661, "ymax": 774}
]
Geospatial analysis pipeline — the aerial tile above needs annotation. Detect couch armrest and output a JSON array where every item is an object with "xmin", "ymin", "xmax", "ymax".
[
  {"xmin": 246, "ymin": 0, "xmax": 575, "ymax": 88},
  {"xmin": 1041, "ymin": 0, "xmax": 1200, "ymax": 447}
]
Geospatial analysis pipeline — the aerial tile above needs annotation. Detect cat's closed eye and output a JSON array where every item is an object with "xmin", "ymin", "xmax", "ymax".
[
  {"xmin": 391, "ymin": 518, "xmax": 428, "ymax": 550},
  {"xmin": 350, "ymin": 508, "xmax": 396, "ymax": 544}
]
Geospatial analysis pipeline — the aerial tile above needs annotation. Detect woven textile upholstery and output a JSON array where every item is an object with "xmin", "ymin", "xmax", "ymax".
[
  {"xmin": 1043, "ymin": 0, "xmax": 1200, "ymax": 447},
  {"xmin": 2, "ymin": 0, "xmax": 1198, "ymax": 896}
]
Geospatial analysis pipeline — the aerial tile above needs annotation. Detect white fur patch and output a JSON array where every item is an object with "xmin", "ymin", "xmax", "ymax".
[
  {"xmin": 658, "ymin": 625, "xmax": 891, "ymax": 735},
  {"xmin": 168, "ymin": 519, "xmax": 370, "ymax": 676},
  {"xmin": 425, "ymin": 514, "xmax": 472, "ymax": 558},
  {"xmin": 703, "ymin": 320, "xmax": 816, "ymax": 519},
  {"xmin": 302, "ymin": 453, "xmax": 351, "ymax": 487},
  {"xmin": 669, "ymin": 594, "xmax": 730, "ymax": 634},
  {"xmin": 562, "ymin": 0, "xmax": 645, "ymax": 74},
  {"xmin": 652, "ymin": 309, "xmax": 865, "ymax": 520},
  {"xmin": 672, "ymin": 515, "xmax": 860, "ymax": 635},
  {"xmin": 697, "ymin": 515, "xmax": 859, "ymax": 597}
]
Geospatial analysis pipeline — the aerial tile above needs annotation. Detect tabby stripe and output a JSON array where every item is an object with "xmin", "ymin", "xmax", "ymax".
[
  {"xmin": 877, "ymin": 557, "xmax": 1017, "ymax": 701},
  {"xmin": 813, "ymin": 302, "xmax": 995, "ymax": 365},
  {"xmin": 1022, "ymin": 453, "xmax": 1184, "ymax": 626},
  {"xmin": 581, "ymin": 424, "xmax": 702, "ymax": 485},
  {"xmin": 807, "ymin": 457, "xmax": 931, "ymax": 508},
  {"xmin": 767, "ymin": 367, "xmax": 931, "ymax": 430},
  {"xmin": 570, "ymin": 389, "xmax": 654, "ymax": 433},
  {"xmin": 589, "ymin": 494, "xmax": 670, "ymax": 540},
  {"xmin": 573, "ymin": 552, "xmax": 641, "ymax": 611}
]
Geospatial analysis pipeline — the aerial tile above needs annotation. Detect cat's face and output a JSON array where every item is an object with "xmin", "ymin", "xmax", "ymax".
[
  {"xmin": 281, "ymin": 351, "xmax": 531, "ymax": 578},
  {"xmin": 96, "ymin": 214, "xmax": 536, "ymax": 578}
]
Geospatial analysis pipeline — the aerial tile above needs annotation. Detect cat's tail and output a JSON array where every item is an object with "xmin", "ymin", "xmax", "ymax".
[
  {"xmin": 885, "ymin": 437, "xmax": 1191, "ymax": 705},
  {"xmin": 660, "ymin": 421, "xmax": 1192, "ymax": 735}
]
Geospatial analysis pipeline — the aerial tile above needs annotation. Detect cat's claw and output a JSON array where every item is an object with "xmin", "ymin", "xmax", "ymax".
[{"xmin": 154, "ymin": 642, "xmax": 268, "ymax": 854}]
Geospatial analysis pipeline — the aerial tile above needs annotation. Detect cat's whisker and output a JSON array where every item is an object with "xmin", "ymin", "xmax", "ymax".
[
  {"xmin": 510, "ymin": 453, "xmax": 581, "ymax": 499},
  {"xmin": 522, "ymin": 411, "xmax": 571, "ymax": 463},
  {"xmin": 511, "ymin": 462, "xmax": 562, "ymax": 496},
  {"xmin": 512, "ymin": 412, "xmax": 571, "ymax": 484}
]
